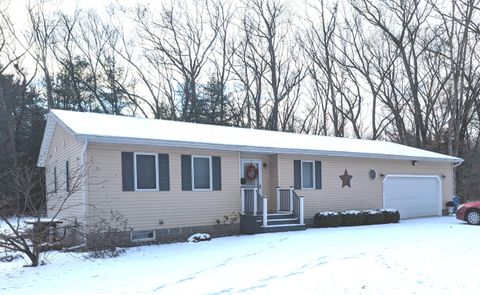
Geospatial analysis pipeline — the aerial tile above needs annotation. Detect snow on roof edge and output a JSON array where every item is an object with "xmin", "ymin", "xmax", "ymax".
[{"xmin": 43, "ymin": 109, "xmax": 463, "ymax": 164}]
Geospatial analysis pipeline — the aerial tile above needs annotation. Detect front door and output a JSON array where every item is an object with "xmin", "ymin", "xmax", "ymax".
[{"xmin": 240, "ymin": 159, "xmax": 263, "ymax": 190}]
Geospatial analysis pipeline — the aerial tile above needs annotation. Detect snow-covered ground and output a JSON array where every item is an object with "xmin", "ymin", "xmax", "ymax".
[{"xmin": 1, "ymin": 216, "xmax": 479, "ymax": 295}]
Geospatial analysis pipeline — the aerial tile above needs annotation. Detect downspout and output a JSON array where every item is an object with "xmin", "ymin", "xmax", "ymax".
[{"xmin": 81, "ymin": 139, "xmax": 89, "ymax": 226}]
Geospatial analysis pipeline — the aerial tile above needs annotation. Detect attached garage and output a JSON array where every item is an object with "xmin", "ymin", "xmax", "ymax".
[{"xmin": 383, "ymin": 176, "xmax": 442, "ymax": 219}]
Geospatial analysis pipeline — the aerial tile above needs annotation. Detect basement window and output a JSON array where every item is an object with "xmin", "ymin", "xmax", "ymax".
[{"xmin": 131, "ymin": 230, "xmax": 156, "ymax": 242}]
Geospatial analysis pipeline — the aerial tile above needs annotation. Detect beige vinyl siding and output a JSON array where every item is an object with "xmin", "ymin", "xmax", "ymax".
[
  {"xmin": 44, "ymin": 125, "xmax": 85, "ymax": 222},
  {"xmin": 269, "ymin": 154, "xmax": 279, "ymax": 212},
  {"xmin": 88, "ymin": 144, "xmax": 241, "ymax": 230},
  {"xmin": 277, "ymin": 154, "xmax": 454, "ymax": 219}
]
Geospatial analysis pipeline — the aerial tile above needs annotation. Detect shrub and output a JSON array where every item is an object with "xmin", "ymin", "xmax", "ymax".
[
  {"xmin": 363, "ymin": 210, "xmax": 385, "ymax": 225},
  {"xmin": 314, "ymin": 212, "xmax": 341, "ymax": 228},
  {"xmin": 339, "ymin": 210, "xmax": 365, "ymax": 226},
  {"xmin": 380, "ymin": 209, "xmax": 400, "ymax": 223}
]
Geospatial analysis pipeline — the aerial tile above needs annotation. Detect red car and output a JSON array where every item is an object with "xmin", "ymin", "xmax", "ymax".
[{"xmin": 456, "ymin": 201, "xmax": 480, "ymax": 225}]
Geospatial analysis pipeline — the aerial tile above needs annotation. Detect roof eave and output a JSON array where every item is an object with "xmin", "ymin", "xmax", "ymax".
[{"xmin": 76, "ymin": 134, "xmax": 463, "ymax": 164}]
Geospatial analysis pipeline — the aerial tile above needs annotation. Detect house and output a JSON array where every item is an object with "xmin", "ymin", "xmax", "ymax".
[{"xmin": 37, "ymin": 109, "xmax": 463, "ymax": 246}]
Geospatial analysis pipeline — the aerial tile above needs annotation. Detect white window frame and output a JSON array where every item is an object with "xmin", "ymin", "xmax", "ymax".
[
  {"xmin": 130, "ymin": 230, "xmax": 156, "ymax": 242},
  {"xmin": 192, "ymin": 155, "xmax": 213, "ymax": 191},
  {"xmin": 134, "ymin": 152, "xmax": 159, "ymax": 191},
  {"xmin": 301, "ymin": 160, "xmax": 315, "ymax": 189}
]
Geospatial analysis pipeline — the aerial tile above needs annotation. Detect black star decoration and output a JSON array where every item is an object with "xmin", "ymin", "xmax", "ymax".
[{"xmin": 339, "ymin": 169, "xmax": 353, "ymax": 188}]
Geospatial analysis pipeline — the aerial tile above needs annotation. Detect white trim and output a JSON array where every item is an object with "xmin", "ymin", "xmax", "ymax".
[
  {"xmin": 134, "ymin": 152, "xmax": 159, "ymax": 191},
  {"xmin": 130, "ymin": 230, "xmax": 156, "ymax": 242},
  {"xmin": 382, "ymin": 174, "xmax": 443, "ymax": 217},
  {"xmin": 262, "ymin": 197, "xmax": 268, "ymax": 227},
  {"xmin": 301, "ymin": 160, "xmax": 315, "ymax": 189},
  {"xmin": 192, "ymin": 155, "xmax": 213, "ymax": 191},
  {"xmin": 240, "ymin": 159, "xmax": 263, "ymax": 189}
]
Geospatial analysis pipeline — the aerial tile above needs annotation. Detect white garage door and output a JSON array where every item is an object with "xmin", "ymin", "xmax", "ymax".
[{"xmin": 383, "ymin": 176, "xmax": 441, "ymax": 219}]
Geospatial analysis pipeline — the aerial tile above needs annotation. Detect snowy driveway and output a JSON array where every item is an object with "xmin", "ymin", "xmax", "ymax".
[{"xmin": 1, "ymin": 216, "xmax": 479, "ymax": 294}]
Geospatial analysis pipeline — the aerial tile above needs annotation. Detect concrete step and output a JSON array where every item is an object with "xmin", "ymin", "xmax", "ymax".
[
  {"xmin": 261, "ymin": 223, "xmax": 306, "ymax": 233},
  {"xmin": 266, "ymin": 213, "xmax": 296, "ymax": 220},
  {"xmin": 257, "ymin": 218, "xmax": 299, "ymax": 225}
]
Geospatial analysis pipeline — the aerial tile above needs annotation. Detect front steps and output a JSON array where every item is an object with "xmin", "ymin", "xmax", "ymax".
[{"xmin": 240, "ymin": 213, "xmax": 307, "ymax": 234}]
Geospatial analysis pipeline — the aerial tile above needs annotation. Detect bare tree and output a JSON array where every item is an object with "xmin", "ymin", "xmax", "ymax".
[
  {"xmin": 0, "ymin": 162, "xmax": 92, "ymax": 267},
  {"xmin": 135, "ymin": 0, "xmax": 220, "ymax": 122},
  {"xmin": 301, "ymin": 0, "xmax": 345, "ymax": 136},
  {"xmin": 27, "ymin": 1, "xmax": 59, "ymax": 109},
  {"xmin": 242, "ymin": 0, "xmax": 305, "ymax": 131},
  {"xmin": 351, "ymin": 0, "xmax": 434, "ymax": 147}
]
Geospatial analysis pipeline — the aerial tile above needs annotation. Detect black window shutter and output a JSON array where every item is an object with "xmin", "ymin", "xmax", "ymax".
[
  {"xmin": 158, "ymin": 154, "xmax": 170, "ymax": 191},
  {"xmin": 65, "ymin": 161, "xmax": 70, "ymax": 192},
  {"xmin": 181, "ymin": 155, "xmax": 192, "ymax": 191},
  {"xmin": 294, "ymin": 160, "xmax": 301, "ymax": 189},
  {"xmin": 54, "ymin": 167, "xmax": 57, "ymax": 193},
  {"xmin": 315, "ymin": 160, "xmax": 322, "ymax": 189},
  {"xmin": 212, "ymin": 156, "xmax": 222, "ymax": 191},
  {"xmin": 121, "ymin": 152, "xmax": 134, "ymax": 191}
]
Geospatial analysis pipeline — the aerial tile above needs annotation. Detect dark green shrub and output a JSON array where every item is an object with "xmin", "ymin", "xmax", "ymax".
[
  {"xmin": 363, "ymin": 210, "xmax": 385, "ymax": 225},
  {"xmin": 314, "ymin": 212, "xmax": 341, "ymax": 228},
  {"xmin": 339, "ymin": 210, "xmax": 365, "ymax": 226},
  {"xmin": 380, "ymin": 209, "xmax": 400, "ymax": 223}
]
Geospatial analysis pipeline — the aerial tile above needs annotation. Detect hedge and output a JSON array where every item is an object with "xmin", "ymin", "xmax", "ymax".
[
  {"xmin": 363, "ymin": 210, "xmax": 385, "ymax": 225},
  {"xmin": 340, "ymin": 210, "xmax": 365, "ymax": 226},
  {"xmin": 379, "ymin": 209, "xmax": 400, "ymax": 223},
  {"xmin": 313, "ymin": 209, "xmax": 400, "ymax": 228},
  {"xmin": 314, "ymin": 212, "xmax": 341, "ymax": 228}
]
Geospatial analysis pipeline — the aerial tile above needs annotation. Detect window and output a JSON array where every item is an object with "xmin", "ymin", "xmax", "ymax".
[
  {"xmin": 192, "ymin": 156, "xmax": 212, "ymax": 190},
  {"xmin": 369, "ymin": 169, "xmax": 377, "ymax": 180},
  {"xmin": 301, "ymin": 161, "xmax": 314, "ymax": 189},
  {"xmin": 131, "ymin": 230, "xmax": 155, "ymax": 242},
  {"xmin": 65, "ymin": 161, "xmax": 70, "ymax": 192},
  {"xmin": 53, "ymin": 167, "xmax": 57, "ymax": 193},
  {"xmin": 134, "ymin": 153, "xmax": 158, "ymax": 190}
]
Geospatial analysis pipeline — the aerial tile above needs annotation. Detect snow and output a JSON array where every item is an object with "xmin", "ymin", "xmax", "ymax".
[
  {"xmin": 342, "ymin": 210, "xmax": 363, "ymax": 215},
  {"xmin": 187, "ymin": 233, "xmax": 211, "ymax": 243},
  {"xmin": 38, "ymin": 109, "xmax": 462, "ymax": 167},
  {"xmin": 317, "ymin": 211, "xmax": 339, "ymax": 216},
  {"xmin": 1, "ymin": 216, "xmax": 479, "ymax": 294},
  {"xmin": 0, "ymin": 217, "xmax": 31, "ymax": 235}
]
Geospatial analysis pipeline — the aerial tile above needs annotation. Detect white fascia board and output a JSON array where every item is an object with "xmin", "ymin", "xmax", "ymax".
[
  {"xmin": 37, "ymin": 112, "xmax": 79, "ymax": 167},
  {"xmin": 76, "ymin": 134, "xmax": 464, "ymax": 164}
]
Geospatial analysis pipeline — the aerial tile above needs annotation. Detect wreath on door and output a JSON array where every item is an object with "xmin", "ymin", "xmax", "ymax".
[{"xmin": 246, "ymin": 164, "xmax": 258, "ymax": 181}]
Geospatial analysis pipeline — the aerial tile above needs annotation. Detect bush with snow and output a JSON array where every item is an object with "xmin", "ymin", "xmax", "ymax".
[
  {"xmin": 187, "ymin": 233, "xmax": 211, "ymax": 243},
  {"xmin": 363, "ymin": 210, "xmax": 385, "ymax": 225},
  {"xmin": 340, "ymin": 210, "xmax": 365, "ymax": 226},
  {"xmin": 314, "ymin": 212, "xmax": 341, "ymax": 228},
  {"xmin": 314, "ymin": 209, "xmax": 400, "ymax": 228},
  {"xmin": 380, "ymin": 209, "xmax": 400, "ymax": 223}
]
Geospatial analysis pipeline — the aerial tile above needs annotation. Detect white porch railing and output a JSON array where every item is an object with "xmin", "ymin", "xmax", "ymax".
[
  {"xmin": 241, "ymin": 187, "xmax": 268, "ymax": 227},
  {"xmin": 276, "ymin": 186, "xmax": 295, "ymax": 213},
  {"xmin": 292, "ymin": 189, "xmax": 305, "ymax": 225},
  {"xmin": 276, "ymin": 186, "xmax": 304, "ymax": 225}
]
